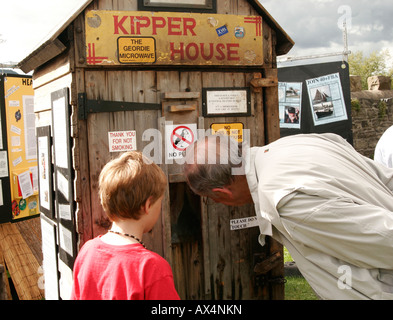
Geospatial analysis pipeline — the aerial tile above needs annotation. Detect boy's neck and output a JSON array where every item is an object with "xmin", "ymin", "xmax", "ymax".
[
  {"xmin": 101, "ymin": 219, "xmax": 145, "ymax": 246},
  {"xmin": 111, "ymin": 219, "xmax": 144, "ymax": 239}
]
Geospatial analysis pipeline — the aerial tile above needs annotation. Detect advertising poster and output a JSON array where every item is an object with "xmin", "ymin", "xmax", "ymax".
[
  {"xmin": 306, "ymin": 72, "xmax": 348, "ymax": 126},
  {"xmin": 3, "ymin": 76, "xmax": 39, "ymax": 220}
]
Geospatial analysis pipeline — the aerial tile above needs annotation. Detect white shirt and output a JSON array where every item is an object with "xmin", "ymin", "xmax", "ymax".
[
  {"xmin": 375, "ymin": 125, "xmax": 393, "ymax": 168},
  {"xmin": 246, "ymin": 133, "xmax": 393, "ymax": 300}
]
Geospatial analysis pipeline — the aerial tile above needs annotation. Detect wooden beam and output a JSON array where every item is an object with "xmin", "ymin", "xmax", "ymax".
[
  {"xmin": 250, "ymin": 77, "xmax": 278, "ymax": 88},
  {"xmin": 169, "ymin": 104, "xmax": 197, "ymax": 112},
  {"xmin": 18, "ymin": 39, "xmax": 66, "ymax": 73},
  {"xmin": 164, "ymin": 92, "xmax": 200, "ymax": 99}
]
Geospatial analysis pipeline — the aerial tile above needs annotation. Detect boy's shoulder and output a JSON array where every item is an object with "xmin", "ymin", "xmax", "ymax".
[
  {"xmin": 140, "ymin": 248, "xmax": 169, "ymax": 265},
  {"xmin": 139, "ymin": 249, "xmax": 173, "ymax": 275},
  {"xmin": 79, "ymin": 236, "xmax": 102, "ymax": 251}
]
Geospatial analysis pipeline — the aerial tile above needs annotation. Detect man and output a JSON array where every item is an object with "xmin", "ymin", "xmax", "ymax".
[{"xmin": 184, "ymin": 133, "xmax": 393, "ymax": 300}]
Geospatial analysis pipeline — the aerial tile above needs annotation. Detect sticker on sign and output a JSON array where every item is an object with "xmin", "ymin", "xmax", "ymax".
[
  {"xmin": 118, "ymin": 37, "xmax": 156, "ymax": 63},
  {"xmin": 108, "ymin": 130, "xmax": 137, "ymax": 152}
]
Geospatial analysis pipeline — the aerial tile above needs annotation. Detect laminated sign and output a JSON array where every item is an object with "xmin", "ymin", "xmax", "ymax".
[{"xmin": 85, "ymin": 10, "xmax": 263, "ymax": 66}]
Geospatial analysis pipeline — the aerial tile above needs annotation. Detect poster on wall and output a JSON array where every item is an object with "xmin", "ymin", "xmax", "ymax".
[
  {"xmin": 37, "ymin": 126, "xmax": 54, "ymax": 219},
  {"xmin": 279, "ymin": 82, "xmax": 302, "ymax": 129},
  {"xmin": 40, "ymin": 214, "xmax": 59, "ymax": 300},
  {"xmin": 306, "ymin": 73, "xmax": 348, "ymax": 126}
]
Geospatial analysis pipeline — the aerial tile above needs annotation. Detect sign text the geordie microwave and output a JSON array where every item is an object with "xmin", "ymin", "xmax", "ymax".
[{"xmin": 114, "ymin": 15, "xmax": 240, "ymax": 62}]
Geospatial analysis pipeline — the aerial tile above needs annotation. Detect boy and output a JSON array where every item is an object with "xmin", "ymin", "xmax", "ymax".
[{"xmin": 71, "ymin": 151, "xmax": 179, "ymax": 300}]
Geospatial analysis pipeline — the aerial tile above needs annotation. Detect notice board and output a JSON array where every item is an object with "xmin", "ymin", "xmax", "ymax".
[
  {"xmin": 0, "ymin": 75, "xmax": 12, "ymax": 223},
  {"xmin": 0, "ymin": 74, "xmax": 39, "ymax": 223},
  {"xmin": 51, "ymin": 88, "xmax": 76, "ymax": 268},
  {"xmin": 278, "ymin": 60, "xmax": 353, "ymax": 144}
]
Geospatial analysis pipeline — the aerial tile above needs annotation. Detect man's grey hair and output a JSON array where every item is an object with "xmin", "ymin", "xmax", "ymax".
[{"xmin": 184, "ymin": 134, "xmax": 247, "ymax": 197}]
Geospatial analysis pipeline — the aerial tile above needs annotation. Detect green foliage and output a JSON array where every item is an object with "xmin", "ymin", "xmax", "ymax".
[
  {"xmin": 378, "ymin": 100, "xmax": 387, "ymax": 118},
  {"xmin": 348, "ymin": 50, "xmax": 393, "ymax": 90},
  {"xmin": 284, "ymin": 247, "xmax": 318, "ymax": 300},
  {"xmin": 351, "ymin": 99, "xmax": 361, "ymax": 112},
  {"xmin": 285, "ymin": 276, "xmax": 319, "ymax": 300}
]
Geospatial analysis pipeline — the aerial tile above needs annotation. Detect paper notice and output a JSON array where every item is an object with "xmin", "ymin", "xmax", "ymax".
[
  {"xmin": 18, "ymin": 170, "xmax": 34, "ymax": 199},
  {"xmin": 0, "ymin": 151, "xmax": 8, "ymax": 177}
]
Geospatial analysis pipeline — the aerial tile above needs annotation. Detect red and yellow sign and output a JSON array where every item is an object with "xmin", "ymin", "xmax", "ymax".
[{"xmin": 85, "ymin": 10, "xmax": 263, "ymax": 66}]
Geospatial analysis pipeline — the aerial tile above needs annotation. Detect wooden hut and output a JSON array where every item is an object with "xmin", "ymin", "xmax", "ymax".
[{"xmin": 19, "ymin": 0, "xmax": 294, "ymax": 300}]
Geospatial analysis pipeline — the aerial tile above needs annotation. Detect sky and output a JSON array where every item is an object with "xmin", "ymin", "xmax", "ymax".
[
  {"xmin": 262, "ymin": 0, "xmax": 393, "ymax": 61},
  {"xmin": 0, "ymin": 0, "xmax": 392, "ymax": 69},
  {"xmin": 0, "ymin": 0, "xmax": 84, "ymax": 66}
]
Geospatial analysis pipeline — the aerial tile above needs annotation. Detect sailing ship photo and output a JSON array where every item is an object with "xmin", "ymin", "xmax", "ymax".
[{"xmin": 310, "ymin": 85, "xmax": 334, "ymax": 119}]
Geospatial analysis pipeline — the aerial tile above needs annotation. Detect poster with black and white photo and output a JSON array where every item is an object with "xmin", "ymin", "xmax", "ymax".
[
  {"xmin": 306, "ymin": 73, "xmax": 348, "ymax": 126},
  {"xmin": 279, "ymin": 82, "xmax": 302, "ymax": 129}
]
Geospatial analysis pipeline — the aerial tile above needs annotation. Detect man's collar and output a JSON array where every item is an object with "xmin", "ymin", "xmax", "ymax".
[{"xmin": 245, "ymin": 148, "xmax": 259, "ymax": 204}]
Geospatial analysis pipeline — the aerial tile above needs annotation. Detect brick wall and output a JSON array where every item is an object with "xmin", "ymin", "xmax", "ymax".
[{"xmin": 351, "ymin": 75, "xmax": 393, "ymax": 159}]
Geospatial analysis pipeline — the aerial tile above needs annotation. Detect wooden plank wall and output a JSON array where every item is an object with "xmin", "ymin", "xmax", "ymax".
[
  {"xmin": 77, "ymin": 68, "xmax": 273, "ymax": 299},
  {"xmin": 82, "ymin": 70, "xmax": 163, "ymax": 254}
]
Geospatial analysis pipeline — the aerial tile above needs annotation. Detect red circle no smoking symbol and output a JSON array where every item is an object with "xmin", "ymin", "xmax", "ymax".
[{"xmin": 171, "ymin": 126, "xmax": 195, "ymax": 151}]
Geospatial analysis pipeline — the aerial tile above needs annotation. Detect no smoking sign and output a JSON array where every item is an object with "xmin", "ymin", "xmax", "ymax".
[{"xmin": 166, "ymin": 123, "xmax": 197, "ymax": 160}]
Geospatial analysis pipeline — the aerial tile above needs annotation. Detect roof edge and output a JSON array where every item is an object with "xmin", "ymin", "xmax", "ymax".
[
  {"xmin": 248, "ymin": 0, "xmax": 294, "ymax": 56},
  {"xmin": 19, "ymin": 0, "xmax": 294, "ymax": 72},
  {"xmin": 18, "ymin": 0, "xmax": 94, "ymax": 73}
]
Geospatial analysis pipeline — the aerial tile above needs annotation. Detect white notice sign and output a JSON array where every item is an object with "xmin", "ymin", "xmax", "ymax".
[
  {"xmin": 230, "ymin": 216, "xmax": 259, "ymax": 231},
  {"xmin": 206, "ymin": 90, "xmax": 248, "ymax": 115},
  {"xmin": 108, "ymin": 130, "xmax": 137, "ymax": 152}
]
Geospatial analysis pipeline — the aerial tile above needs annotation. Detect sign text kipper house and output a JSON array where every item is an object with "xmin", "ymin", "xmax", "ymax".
[{"xmin": 85, "ymin": 10, "xmax": 263, "ymax": 66}]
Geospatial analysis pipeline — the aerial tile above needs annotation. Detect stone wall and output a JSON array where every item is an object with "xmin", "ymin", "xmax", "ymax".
[{"xmin": 351, "ymin": 75, "xmax": 393, "ymax": 159}]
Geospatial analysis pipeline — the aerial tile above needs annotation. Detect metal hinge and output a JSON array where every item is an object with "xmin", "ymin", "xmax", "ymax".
[
  {"xmin": 254, "ymin": 274, "xmax": 287, "ymax": 287},
  {"xmin": 77, "ymin": 92, "xmax": 161, "ymax": 120},
  {"xmin": 254, "ymin": 251, "xmax": 283, "ymax": 275}
]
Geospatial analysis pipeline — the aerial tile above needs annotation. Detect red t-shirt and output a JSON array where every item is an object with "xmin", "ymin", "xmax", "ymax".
[{"xmin": 71, "ymin": 236, "xmax": 180, "ymax": 300}]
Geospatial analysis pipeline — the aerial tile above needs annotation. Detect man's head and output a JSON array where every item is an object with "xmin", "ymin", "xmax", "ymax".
[
  {"xmin": 184, "ymin": 134, "xmax": 252, "ymax": 206},
  {"xmin": 99, "ymin": 151, "xmax": 167, "ymax": 222}
]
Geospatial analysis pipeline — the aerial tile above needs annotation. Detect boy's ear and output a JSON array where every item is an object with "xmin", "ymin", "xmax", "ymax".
[{"xmin": 141, "ymin": 196, "xmax": 153, "ymax": 215}]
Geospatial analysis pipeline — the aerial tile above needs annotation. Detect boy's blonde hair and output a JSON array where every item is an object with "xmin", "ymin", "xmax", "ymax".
[{"xmin": 99, "ymin": 151, "xmax": 167, "ymax": 221}]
